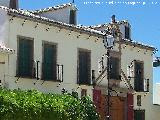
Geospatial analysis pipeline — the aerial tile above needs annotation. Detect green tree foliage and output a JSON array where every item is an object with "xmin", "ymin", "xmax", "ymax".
[{"xmin": 0, "ymin": 88, "xmax": 99, "ymax": 120}]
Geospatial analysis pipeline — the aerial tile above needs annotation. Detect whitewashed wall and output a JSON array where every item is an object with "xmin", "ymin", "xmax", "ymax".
[
  {"xmin": 93, "ymin": 22, "xmax": 160, "ymax": 119},
  {"xmin": 121, "ymin": 44, "xmax": 153, "ymax": 89},
  {"xmin": 38, "ymin": 6, "xmax": 76, "ymax": 24},
  {"xmin": 6, "ymin": 17, "xmax": 105, "ymax": 98},
  {"xmin": 0, "ymin": 0, "xmax": 10, "ymax": 7},
  {"xmin": 0, "ymin": 53, "xmax": 8, "ymax": 87},
  {"xmin": 0, "ymin": 9, "xmax": 9, "ymax": 46},
  {"xmin": 154, "ymin": 83, "xmax": 160, "ymax": 105},
  {"xmin": 121, "ymin": 44, "xmax": 160, "ymax": 120}
]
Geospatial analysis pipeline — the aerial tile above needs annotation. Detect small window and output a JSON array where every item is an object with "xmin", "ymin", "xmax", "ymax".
[
  {"xmin": 137, "ymin": 95, "xmax": 141, "ymax": 106},
  {"xmin": 17, "ymin": 37, "xmax": 34, "ymax": 78},
  {"xmin": 81, "ymin": 89, "xmax": 87, "ymax": 98},
  {"xmin": 69, "ymin": 10, "xmax": 76, "ymax": 25},
  {"xmin": 78, "ymin": 49, "xmax": 91, "ymax": 84},
  {"xmin": 125, "ymin": 26, "xmax": 130, "ymax": 39},
  {"xmin": 110, "ymin": 57, "xmax": 120, "ymax": 80}
]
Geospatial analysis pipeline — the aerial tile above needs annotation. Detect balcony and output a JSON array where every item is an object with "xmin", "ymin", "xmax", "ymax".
[
  {"xmin": 134, "ymin": 78, "xmax": 149, "ymax": 92},
  {"xmin": 41, "ymin": 62, "xmax": 63, "ymax": 82},
  {"xmin": 143, "ymin": 78, "xmax": 149, "ymax": 92},
  {"xmin": 17, "ymin": 60, "xmax": 63, "ymax": 82}
]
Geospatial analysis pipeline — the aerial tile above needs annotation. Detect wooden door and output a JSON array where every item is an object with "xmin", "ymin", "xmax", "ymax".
[
  {"xmin": 93, "ymin": 90, "xmax": 126, "ymax": 120},
  {"xmin": 99, "ymin": 95, "xmax": 107, "ymax": 120},
  {"xmin": 110, "ymin": 96, "xmax": 125, "ymax": 120}
]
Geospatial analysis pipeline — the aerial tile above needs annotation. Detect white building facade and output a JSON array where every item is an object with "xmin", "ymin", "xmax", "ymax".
[{"xmin": 0, "ymin": 1, "xmax": 159, "ymax": 120}]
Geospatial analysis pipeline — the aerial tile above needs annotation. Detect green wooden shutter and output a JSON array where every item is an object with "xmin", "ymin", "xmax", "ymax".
[
  {"xmin": 78, "ymin": 50, "xmax": 91, "ymax": 84},
  {"xmin": 18, "ymin": 39, "xmax": 33, "ymax": 77},
  {"xmin": 125, "ymin": 26, "xmax": 130, "ymax": 39},
  {"xmin": 86, "ymin": 52, "xmax": 91, "ymax": 83},
  {"xmin": 134, "ymin": 110, "xmax": 145, "ymax": 120},
  {"xmin": 110, "ymin": 57, "xmax": 119, "ymax": 79},
  {"xmin": 69, "ymin": 10, "xmax": 76, "ymax": 24},
  {"xmin": 43, "ymin": 43, "xmax": 57, "ymax": 80},
  {"xmin": 78, "ymin": 51, "xmax": 85, "ymax": 84},
  {"xmin": 134, "ymin": 61, "xmax": 144, "ymax": 91}
]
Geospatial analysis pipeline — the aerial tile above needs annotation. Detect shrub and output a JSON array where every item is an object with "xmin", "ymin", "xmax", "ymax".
[{"xmin": 0, "ymin": 88, "xmax": 99, "ymax": 120}]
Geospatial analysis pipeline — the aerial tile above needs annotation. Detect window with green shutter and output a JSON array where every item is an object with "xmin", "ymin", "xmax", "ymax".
[
  {"xmin": 125, "ymin": 26, "xmax": 130, "ymax": 39},
  {"xmin": 134, "ymin": 110, "xmax": 145, "ymax": 120},
  {"xmin": 110, "ymin": 57, "xmax": 120, "ymax": 80},
  {"xmin": 17, "ymin": 37, "xmax": 33, "ymax": 77},
  {"xmin": 78, "ymin": 49, "xmax": 91, "ymax": 85},
  {"xmin": 69, "ymin": 10, "xmax": 76, "ymax": 25},
  {"xmin": 42, "ymin": 42, "xmax": 57, "ymax": 80},
  {"xmin": 134, "ymin": 61, "xmax": 144, "ymax": 92}
]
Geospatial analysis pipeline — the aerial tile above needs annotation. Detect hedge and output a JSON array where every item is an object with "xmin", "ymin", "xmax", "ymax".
[{"xmin": 0, "ymin": 88, "xmax": 99, "ymax": 120}]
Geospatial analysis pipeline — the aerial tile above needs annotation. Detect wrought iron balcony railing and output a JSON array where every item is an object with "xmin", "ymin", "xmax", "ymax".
[{"xmin": 16, "ymin": 60, "xmax": 63, "ymax": 82}]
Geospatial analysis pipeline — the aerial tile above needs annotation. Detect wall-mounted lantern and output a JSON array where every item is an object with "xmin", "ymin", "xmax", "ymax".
[{"xmin": 104, "ymin": 35, "xmax": 115, "ymax": 49}]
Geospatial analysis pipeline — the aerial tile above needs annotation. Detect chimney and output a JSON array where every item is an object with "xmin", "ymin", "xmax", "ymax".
[
  {"xmin": 9, "ymin": 0, "xmax": 18, "ymax": 9},
  {"xmin": 0, "ymin": 0, "xmax": 18, "ymax": 9},
  {"xmin": 111, "ymin": 15, "xmax": 116, "ymax": 23}
]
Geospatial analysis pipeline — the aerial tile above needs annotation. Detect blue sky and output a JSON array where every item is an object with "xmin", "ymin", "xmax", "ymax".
[{"xmin": 19, "ymin": 0, "xmax": 160, "ymax": 83}]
